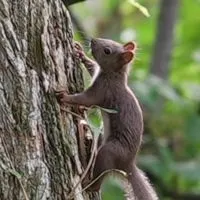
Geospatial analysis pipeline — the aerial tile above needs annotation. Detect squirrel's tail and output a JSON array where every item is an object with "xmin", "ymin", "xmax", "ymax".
[{"xmin": 128, "ymin": 165, "xmax": 158, "ymax": 200}]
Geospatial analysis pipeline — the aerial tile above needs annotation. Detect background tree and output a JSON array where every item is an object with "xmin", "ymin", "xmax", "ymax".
[
  {"xmin": 0, "ymin": 0, "xmax": 99, "ymax": 200},
  {"xmin": 150, "ymin": 0, "xmax": 180, "ymax": 79}
]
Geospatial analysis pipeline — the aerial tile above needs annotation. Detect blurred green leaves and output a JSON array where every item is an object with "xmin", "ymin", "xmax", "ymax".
[
  {"xmin": 132, "ymin": 75, "xmax": 181, "ymax": 110},
  {"xmin": 72, "ymin": 0, "xmax": 200, "ymax": 199},
  {"xmin": 127, "ymin": 0, "xmax": 150, "ymax": 17},
  {"xmin": 102, "ymin": 178, "xmax": 124, "ymax": 200}
]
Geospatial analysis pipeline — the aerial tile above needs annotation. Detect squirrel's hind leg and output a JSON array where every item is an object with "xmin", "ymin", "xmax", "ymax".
[{"xmin": 86, "ymin": 143, "xmax": 117, "ymax": 191}]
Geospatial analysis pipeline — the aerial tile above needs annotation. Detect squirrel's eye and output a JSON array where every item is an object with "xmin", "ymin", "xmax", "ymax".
[{"xmin": 104, "ymin": 47, "xmax": 112, "ymax": 55}]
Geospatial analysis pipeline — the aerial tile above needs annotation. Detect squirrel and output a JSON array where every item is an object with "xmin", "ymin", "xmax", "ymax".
[{"xmin": 56, "ymin": 38, "xmax": 158, "ymax": 200}]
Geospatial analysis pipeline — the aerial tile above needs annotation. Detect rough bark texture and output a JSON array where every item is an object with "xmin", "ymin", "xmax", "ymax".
[
  {"xmin": 0, "ymin": 0, "xmax": 100, "ymax": 200},
  {"xmin": 150, "ymin": 0, "xmax": 179, "ymax": 79}
]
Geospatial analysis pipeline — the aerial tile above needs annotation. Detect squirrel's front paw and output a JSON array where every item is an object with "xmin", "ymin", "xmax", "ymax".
[
  {"xmin": 74, "ymin": 42, "xmax": 85, "ymax": 61},
  {"xmin": 55, "ymin": 90, "xmax": 69, "ymax": 104}
]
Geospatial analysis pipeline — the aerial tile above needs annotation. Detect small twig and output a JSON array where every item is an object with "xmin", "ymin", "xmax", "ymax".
[
  {"xmin": 61, "ymin": 106, "xmax": 99, "ymax": 199},
  {"xmin": 68, "ymin": 169, "xmax": 127, "ymax": 199},
  {"xmin": 61, "ymin": 106, "xmax": 119, "ymax": 199},
  {"xmin": 67, "ymin": 127, "xmax": 98, "ymax": 199},
  {"xmin": 82, "ymin": 169, "xmax": 127, "ymax": 192},
  {"xmin": 60, "ymin": 107, "xmax": 83, "ymax": 119}
]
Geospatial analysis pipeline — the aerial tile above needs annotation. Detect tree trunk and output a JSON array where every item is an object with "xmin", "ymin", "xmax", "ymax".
[
  {"xmin": 150, "ymin": 0, "xmax": 179, "ymax": 79},
  {"xmin": 0, "ymin": 0, "xmax": 100, "ymax": 200}
]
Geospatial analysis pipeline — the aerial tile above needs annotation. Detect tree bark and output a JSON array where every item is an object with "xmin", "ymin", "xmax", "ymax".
[
  {"xmin": 0, "ymin": 0, "xmax": 100, "ymax": 200},
  {"xmin": 150, "ymin": 0, "xmax": 179, "ymax": 79}
]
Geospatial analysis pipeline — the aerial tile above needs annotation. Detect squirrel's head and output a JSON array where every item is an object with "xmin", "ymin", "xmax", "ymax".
[{"xmin": 91, "ymin": 38, "xmax": 136, "ymax": 72}]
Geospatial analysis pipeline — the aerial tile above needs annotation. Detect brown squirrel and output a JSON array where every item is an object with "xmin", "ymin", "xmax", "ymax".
[{"xmin": 56, "ymin": 38, "xmax": 158, "ymax": 200}]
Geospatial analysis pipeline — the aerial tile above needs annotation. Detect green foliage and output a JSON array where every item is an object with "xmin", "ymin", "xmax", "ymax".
[
  {"xmin": 127, "ymin": 0, "xmax": 150, "ymax": 17},
  {"xmin": 102, "ymin": 178, "xmax": 124, "ymax": 200},
  {"xmin": 72, "ymin": 0, "xmax": 200, "ymax": 199}
]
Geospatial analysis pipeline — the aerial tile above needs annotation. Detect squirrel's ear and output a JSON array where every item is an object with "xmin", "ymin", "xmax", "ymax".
[
  {"xmin": 121, "ymin": 51, "xmax": 134, "ymax": 64},
  {"xmin": 123, "ymin": 42, "xmax": 136, "ymax": 51}
]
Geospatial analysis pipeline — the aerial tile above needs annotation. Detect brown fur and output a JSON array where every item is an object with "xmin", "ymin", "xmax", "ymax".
[{"xmin": 56, "ymin": 38, "xmax": 158, "ymax": 200}]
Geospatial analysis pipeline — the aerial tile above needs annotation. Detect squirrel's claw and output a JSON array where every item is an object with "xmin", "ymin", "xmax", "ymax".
[
  {"xmin": 55, "ymin": 90, "xmax": 68, "ymax": 104},
  {"xmin": 74, "ymin": 42, "xmax": 85, "ymax": 61}
]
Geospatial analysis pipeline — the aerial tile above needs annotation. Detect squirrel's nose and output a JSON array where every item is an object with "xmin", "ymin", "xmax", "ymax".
[
  {"xmin": 91, "ymin": 38, "xmax": 97, "ymax": 49},
  {"xmin": 91, "ymin": 38, "xmax": 97, "ymax": 45}
]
